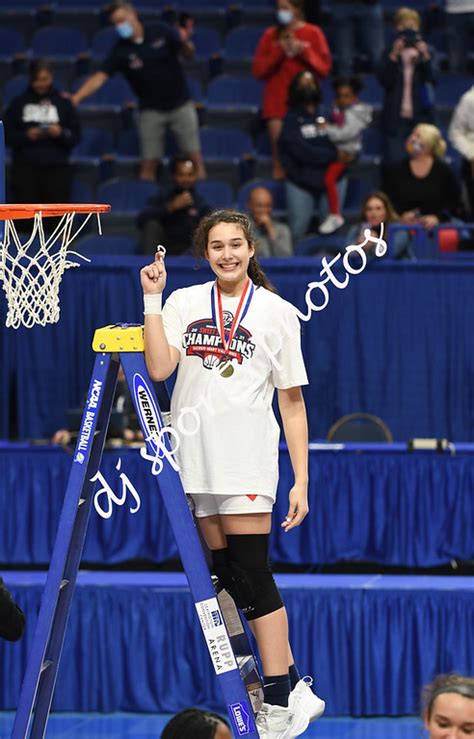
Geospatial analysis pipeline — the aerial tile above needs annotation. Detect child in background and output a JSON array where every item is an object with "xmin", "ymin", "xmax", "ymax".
[{"xmin": 318, "ymin": 77, "xmax": 372, "ymax": 234}]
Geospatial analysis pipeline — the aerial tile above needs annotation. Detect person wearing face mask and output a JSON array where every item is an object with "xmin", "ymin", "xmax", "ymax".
[
  {"xmin": 252, "ymin": 0, "xmax": 331, "ymax": 179},
  {"xmin": 137, "ymin": 154, "xmax": 211, "ymax": 255},
  {"xmin": 378, "ymin": 7, "xmax": 436, "ymax": 166},
  {"xmin": 422, "ymin": 674, "xmax": 474, "ymax": 738},
  {"xmin": 383, "ymin": 124, "xmax": 462, "ymax": 231},
  {"xmin": 4, "ymin": 58, "xmax": 80, "ymax": 216},
  {"xmin": 70, "ymin": 1, "xmax": 205, "ymax": 182},
  {"xmin": 278, "ymin": 70, "xmax": 339, "ymax": 243}
]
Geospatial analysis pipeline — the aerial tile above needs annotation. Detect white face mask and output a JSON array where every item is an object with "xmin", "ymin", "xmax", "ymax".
[
  {"xmin": 116, "ymin": 20, "xmax": 134, "ymax": 39},
  {"xmin": 277, "ymin": 9, "xmax": 294, "ymax": 25}
]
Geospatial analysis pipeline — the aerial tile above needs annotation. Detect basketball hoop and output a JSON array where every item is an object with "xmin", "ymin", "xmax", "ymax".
[{"xmin": 0, "ymin": 203, "xmax": 110, "ymax": 329}]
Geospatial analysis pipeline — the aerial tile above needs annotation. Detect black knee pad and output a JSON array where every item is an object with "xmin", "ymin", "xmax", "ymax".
[{"xmin": 226, "ymin": 534, "xmax": 284, "ymax": 621}]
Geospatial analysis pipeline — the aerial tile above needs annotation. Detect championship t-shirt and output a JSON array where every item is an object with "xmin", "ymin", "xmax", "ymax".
[{"xmin": 162, "ymin": 281, "xmax": 308, "ymax": 499}]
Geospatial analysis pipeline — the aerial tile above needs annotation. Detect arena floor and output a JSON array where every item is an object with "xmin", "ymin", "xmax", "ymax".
[{"xmin": 0, "ymin": 712, "xmax": 422, "ymax": 738}]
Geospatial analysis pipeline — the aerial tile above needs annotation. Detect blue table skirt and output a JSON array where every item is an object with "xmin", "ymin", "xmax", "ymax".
[
  {"xmin": 1, "ymin": 572, "xmax": 473, "ymax": 716},
  {"xmin": 0, "ymin": 445, "xmax": 473, "ymax": 567}
]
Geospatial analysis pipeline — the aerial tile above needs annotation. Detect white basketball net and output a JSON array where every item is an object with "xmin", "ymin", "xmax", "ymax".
[{"xmin": 0, "ymin": 210, "xmax": 102, "ymax": 329}]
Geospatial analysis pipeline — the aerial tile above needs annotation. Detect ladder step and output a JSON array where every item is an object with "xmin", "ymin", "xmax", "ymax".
[
  {"xmin": 78, "ymin": 498, "xmax": 86, "ymax": 506},
  {"xmin": 60, "ymin": 579, "xmax": 70, "ymax": 590},
  {"xmin": 40, "ymin": 660, "xmax": 52, "ymax": 673}
]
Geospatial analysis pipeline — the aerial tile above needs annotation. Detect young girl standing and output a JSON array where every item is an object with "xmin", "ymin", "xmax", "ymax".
[{"xmin": 140, "ymin": 210, "xmax": 324, "ymax": 738}]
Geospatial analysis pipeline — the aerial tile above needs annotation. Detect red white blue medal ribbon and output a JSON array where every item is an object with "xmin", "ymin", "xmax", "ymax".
[{"xmin": 211, "ymin": 278, "xmax": 254, "ymax": 356}]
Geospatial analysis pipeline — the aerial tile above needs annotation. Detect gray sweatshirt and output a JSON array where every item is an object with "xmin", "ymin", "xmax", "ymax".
[{"xmin": 325, "ymin": 102, "xmax": 373, "ymax": 155}]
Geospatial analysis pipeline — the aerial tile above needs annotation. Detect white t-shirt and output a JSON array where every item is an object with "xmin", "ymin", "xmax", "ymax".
[{"xmin": 162, "ymin": 280, "xmax": 308, "ymax": 499}]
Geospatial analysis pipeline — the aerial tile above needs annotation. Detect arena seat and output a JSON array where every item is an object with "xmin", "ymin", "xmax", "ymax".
[
  {"xmin": 192, "ymin": 27, "xmax": 222, "ymax": 60},
  {"xmin": 74, "ymin": 234, "xmax": 137, "ymax": 255},
  {"xmin": 200, "ymin": 126, "xmax": 253, "ymax": 159},
  {"xmin": 0, "ymin": 28, "xmax": 24, "ymax": 59},
  {"xmin": 71, "ymin": 126, "xmax": 114, "ymax": 159},
  {"xmin": 237, "ymin": 178, "xmax": 286, "ymax": 211},
  {"xmin": 96, "ymin": 178, "xmax": 159, "ymax": 213},
  {"xmin": 31, "ymin": 27, "xmax": 88, "ymax": 60},
  {"xmin": 206, "ymin": 74, "xmax": 262, "ymax": 110},
  {"xmin": 195, "ymin": 179, "xmax": 234, "ymax": 208},
  {"xmin": 223, "ymin": 25, "xmax": 265, "ymax": 61},
  {"xmin": 72, "ymin": 75, "xmax": 136, "ymax": 109},
  {"xmin": 91, "ymin": 27, "xmax": 119, "ymax": 60}
]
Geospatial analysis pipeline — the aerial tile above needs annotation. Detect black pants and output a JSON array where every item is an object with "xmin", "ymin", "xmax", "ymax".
[
  {"xmin": 461, "ymin": 158, "xmax": 474, "ymax": 220},
  {"xmin": 9, "ymin": 162, "xmax": 72, "ymax": 232},
  {"xmin": 0, "ymin": 577, "xmax": 25, "ymax": 642}
]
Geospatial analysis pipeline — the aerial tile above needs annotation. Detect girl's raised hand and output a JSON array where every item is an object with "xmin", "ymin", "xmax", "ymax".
[{"xmin": 140, "ymin": 248, "xmax": 167, "ymax": 295}]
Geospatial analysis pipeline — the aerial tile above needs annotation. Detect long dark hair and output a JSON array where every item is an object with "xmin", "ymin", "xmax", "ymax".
[
  {"xmin": 161, "ymin": 707, "xmax": 229, "ymax": 739},
  {"xmin": 193, "ymin": 209, "xmax": 277, "ymax": 293}
]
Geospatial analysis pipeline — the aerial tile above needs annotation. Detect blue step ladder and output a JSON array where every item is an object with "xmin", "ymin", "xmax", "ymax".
[{"xmin": 12, "ymin": 324, "xmax": 260, "ymax": 739}]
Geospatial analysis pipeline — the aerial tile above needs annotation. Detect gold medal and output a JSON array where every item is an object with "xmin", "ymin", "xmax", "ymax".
[{"xmin": 220, "ymin": 362, "xmax": 234, "ymax": 378}]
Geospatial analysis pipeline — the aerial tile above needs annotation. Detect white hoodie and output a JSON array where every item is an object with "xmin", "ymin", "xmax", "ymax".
[
  {"xmin": 325, "ymin": 102, "xmax": 373, "ymax": 155},
  {"xmin": 448, "ymin": 85, "xmax": 474, "ymax": 160}
]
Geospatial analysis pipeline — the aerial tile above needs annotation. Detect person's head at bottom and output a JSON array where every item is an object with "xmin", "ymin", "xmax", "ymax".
[
  {"xmin": 161, "ymin": 708, "xmax": 232, "ymax": 738},
  {"xmin": 422, "ymin": 674, "xmax": 474, "ymax": 738}
]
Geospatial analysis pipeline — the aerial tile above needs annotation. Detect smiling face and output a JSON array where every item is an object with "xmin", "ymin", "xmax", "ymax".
[
  {"xmin": 364, "ymin": 196, "xmax": 387, "ymax": 227},
  {"xmin": 206, "ymin": 222, "xmax": 255, "ymax": 288},
  {"xmin": 425, "ymin": 693, "xmax": 474, "ymax": 738}
]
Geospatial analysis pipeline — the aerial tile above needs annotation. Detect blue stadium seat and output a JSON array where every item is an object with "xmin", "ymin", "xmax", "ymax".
[
  {"xmin": 186, "ymin": 75, "xmax": 203, "ymax": 103},
  {"xmin": 358, "ymin": 74, "xmax": 384, "ymax": 106},
  {"xmin": 70, "ymin": 179, "xmax": 94, "ymax": 203},
  {"xmin": 256, "ymin": 131, "xmax": 272, "ymax": 158},
  {"xmin": 91, "ymin": 27, "xmax": 119, "ymax": 60},
  {"xmin": 344, "ymin": 177, "xmax": 375, "ymax": 216},
  {"xmin": 361, "ymin": 126, "xmax": 383, "ymax": 161},
  {"xmin": 237, "ymin": 178, "xmax": 286, "ymax": 211},
  {"xmin": 71, "ymin": 127, "xmax": 114, "ymax": 159},
  {"xmin": 207, "ymin": 75, "xmax": 262, "ymax": 110},
  {"xmin": 195, "ymin": 179, "xmax": 234, "ymax": 208},
  {"xmin": 0, "ymin": 29, "xmax": 24, "ymax": 59},
  {"xmin": 75, "ymin": 234, "xmax": 138, "ymax": 255},
  {"xmin": 200, "ymin": 126, "xmax": 253, "ymax": 159},
  {"xmin": 72, "ymin": 76, "xmax": 136, "ymax": 108},
  {"xmin": 294, "ymin": 234, "xmax": 345, "ymax": 256},
  {"xmin": 1, "ymin": 75, "xmax": 28, "ymax": 108},
  {"xmin": 96, "ymin": 179, "xmax": 159, "ymax": 212},
  {"xmin": 193, "ymin": 27, "xmax": 222, "ymax": 59},
  {"xmin": 116, "ymin": 128, "xmax": 140, "ymax": 158},
  {"xmin": 224, "ymin": 26, "xmax": 265, "ymax": 61},
  {"xmin": 32, "ymin": 27, "xmax": 88, "ymax": 59},
  {"xmin": 436, "ymin": 74, "xmax": 472, "ymax": 107}
]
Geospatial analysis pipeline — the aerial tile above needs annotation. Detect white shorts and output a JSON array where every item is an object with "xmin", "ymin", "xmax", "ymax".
[{"xmin": 190, "ymin": 493, "xmax": 274, "ymax": 518}]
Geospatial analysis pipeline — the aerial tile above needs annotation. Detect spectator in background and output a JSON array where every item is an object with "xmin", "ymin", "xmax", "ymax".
[
  {"xmin": 247, "ymin": 186, "xmax": 293, "ymax": 256},
  {"xmin": 137, "ymin": 154, "xmax": 211, "ymax": 255},
  {"xmin": 71, "ymin": 1, "xmax": 205, "ymax": 182},
  {"xmin": 330, "ymin": 1, "xmax": 385, "ymax": 76},
  {"xmin": 279, "ymin": 70, "xmax": 338, "ymax": 243},
  {"xmin": 318, "ymin": 76, "xmax": 372, "ymax": 234},
  {"xmin": 252, "ymin": 0, "xmax": 331, "ymax": 179},
  {"xmin": 52, "ymin": 367, "xmax": 142, "ymax": 445},
  {"xmin": 446, "ymin": 0, "xmax": 474, "ymax": 73},
  {"xmin": 383, "ymin": 124, "xmax": 462, "ymax": 230},
  {"xmin": 161, "ymin": 708, "xmax": 232, "ymax": 738},
  {"xmin": 422, "ymin": 673, "xmax": 474, "ymax": 738},
  {"xmin": 378, "ymin": 7, "xmax": 436, "ymax": 165},
  {"xmin": 4, "ymin": 59, "xmax": 80, "ymax": 210},
  {"xmin": 346, "ymin": 191, "xmax": 414, "ymax": 259},
  {"xmin": 449, "ymin": 84, "xmax": 474, "ymax": 220},
  {"xmin": 0, "ymin": 577, "xmax": 25, "ymax": 642}
]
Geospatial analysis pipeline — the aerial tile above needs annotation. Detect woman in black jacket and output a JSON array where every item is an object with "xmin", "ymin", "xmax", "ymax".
[
  {"xmin": 278, "ymin": 70, "xmax": 338, "ymax": 243},
  {"xmin": 4, "ymin": 59, "xmax": 81, "ymax": 209}
]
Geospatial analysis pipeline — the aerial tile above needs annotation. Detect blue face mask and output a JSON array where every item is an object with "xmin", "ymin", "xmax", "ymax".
[
  {"xmin": 277, "ymin": 9, "xmax": 294, "ymax": 26},
  {"xmin": 116, "ymin": 20, "xmax": 134, "ymax": 39}
]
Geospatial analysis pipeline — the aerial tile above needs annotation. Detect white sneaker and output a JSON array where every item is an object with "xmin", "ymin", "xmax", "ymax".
[
  {"xmin": 288, "ymin": 676, "xmax": 326, "ymax": 723},
  {"xmin": 318, "ymin": 214, "xmax": 345, "ymax": 234},
  {"xmin": 256, "ymin": 701, "xmax": 309, "ymax": 738}
]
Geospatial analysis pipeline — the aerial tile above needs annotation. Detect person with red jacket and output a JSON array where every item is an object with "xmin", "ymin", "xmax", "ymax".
[{"xmin": 252, "ymin": 0, "xmax": 332, "ymax": 178}]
